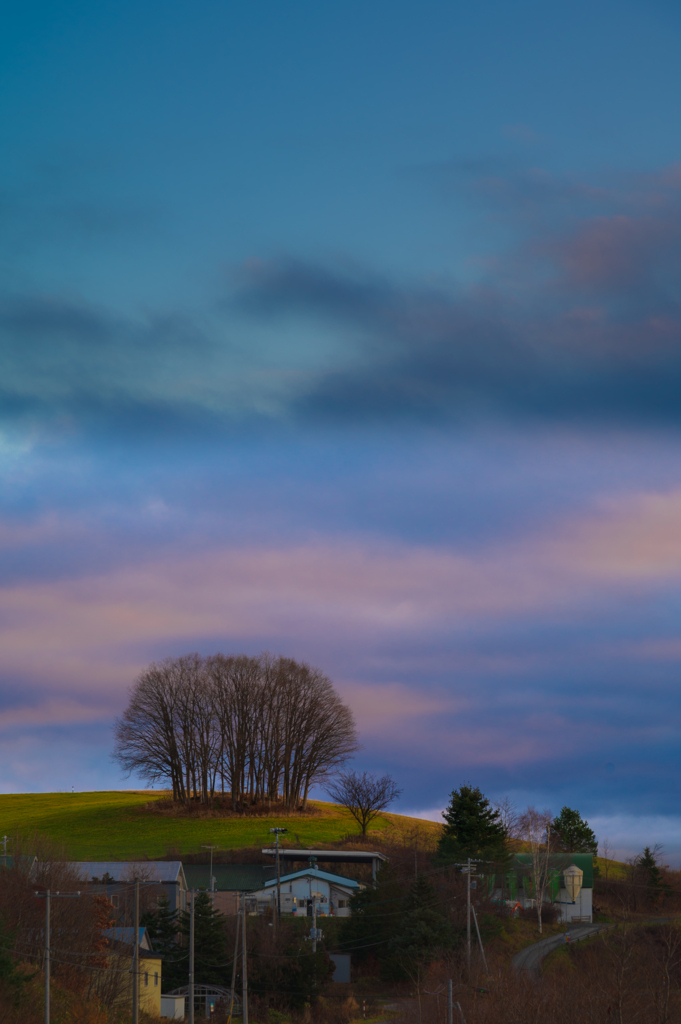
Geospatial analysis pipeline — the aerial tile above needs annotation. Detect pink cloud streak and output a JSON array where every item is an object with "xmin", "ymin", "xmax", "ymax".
[{"xmin": 4, "ymin": 488, "xmax": 681, "ymax": 730}]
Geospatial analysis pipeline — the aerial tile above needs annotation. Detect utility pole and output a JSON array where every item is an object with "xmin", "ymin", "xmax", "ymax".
[
  {"xmin": 312, "ymin": 891, "xmax": 317, "ymax": 953},
  {"xmin": 454, "ymin": 858, "xmax": 482, "ymax": 973},
  {"xmin": 307, "ymin": 856, "xmax": 322, "ymax": 954},
  {"xmin": 202, "ymin": 845, "xmax": 219, "ymax": 906},
  {"xmin": 242, "ymin": 892, "xmax": 248, "ymax": 1024},
  {"xmin": 269, "ymin": 827, "xmax": 287, "ymax": 923},
  {"xmin": 466, "ymin": 857, "xmax": 471, "ymax": 971},
  {"xmin": 133, "ymin": 879, "xmax": 139, "ymax": 1024},
  {"xmin": 43, "ymin": 889, "xmax": 50, "ymax": 1024},
  {"xmin": 189, "ymin": 890, "xmax": 195, "ymax": 1024},
  {"xmin": 228, "ymin": 895, "xmax": 240, "ymax": 1024},
  {"xmin": 35, "ymin": 888, "xmax": 81, "ymax": 1024}
]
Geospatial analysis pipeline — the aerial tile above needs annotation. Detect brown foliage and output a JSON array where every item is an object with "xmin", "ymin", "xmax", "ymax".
[
  {"xmin": 142, "ymin": 794, "xmax": 323, "ymax": 819},
  {"xmin": 393, "ymin": 924, "xmax": 681, "ymax": 1024},
  {"xmin": 0, "ymin": 832, "xmax": 133, "ymax": 1016}
]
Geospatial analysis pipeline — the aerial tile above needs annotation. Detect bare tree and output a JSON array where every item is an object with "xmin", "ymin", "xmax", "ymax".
[
  {"xmin": 493, "ymin": 796, "xmax": 521, "ymax": 847},
  {"xmin": 326, "ymin": 770, "xmax": 402, "ymax": 836},
  {"xmin": 113, "ymin": 652, "xmax": 358, "ymax": 811},
  {"xmin": 518, "ymin": 805, "xmax": 556, "ymax": 934}
]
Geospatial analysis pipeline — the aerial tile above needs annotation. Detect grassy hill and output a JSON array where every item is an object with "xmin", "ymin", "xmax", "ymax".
[{"xmin": 0, "ymin": 791, "xmax": 442, "ymax": 860}]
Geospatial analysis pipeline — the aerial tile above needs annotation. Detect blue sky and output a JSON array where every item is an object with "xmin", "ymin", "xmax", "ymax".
[{"xmin": 4, "ymin": 0, "xmax": 681, "ymax": 860}]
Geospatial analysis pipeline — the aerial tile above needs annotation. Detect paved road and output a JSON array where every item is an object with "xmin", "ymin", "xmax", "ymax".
[{"xmin": 512, "ymin": 922, "xmax": 607, "ymax": 973}]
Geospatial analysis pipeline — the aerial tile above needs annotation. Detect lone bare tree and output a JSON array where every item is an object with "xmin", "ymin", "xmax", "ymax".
[
  {"xmin": 518, "ymin": 805, "xmax": 556, "ymax": 934},
  {"xmin": 326, "ymin": 770, "xmax": 402, "ymax": 836}
]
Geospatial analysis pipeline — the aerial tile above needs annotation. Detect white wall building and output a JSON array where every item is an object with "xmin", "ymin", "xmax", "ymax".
[{"xmin": 249, "ymin": 867, "xmax": 361, "ymax": 917}]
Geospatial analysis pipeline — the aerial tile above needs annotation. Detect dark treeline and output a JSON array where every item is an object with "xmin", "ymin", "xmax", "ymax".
[{"xmin": 113, "ymin": 653, "xmax": 358, "ymax": 809}]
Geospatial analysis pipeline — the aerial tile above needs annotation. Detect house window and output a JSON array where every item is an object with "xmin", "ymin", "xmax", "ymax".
[
  {"xmin": 110, "ymin": 895, "xmax": 119, "ymax": 908},
  {"xmin": 144, "ymin": 972, "xmax": 148, "ymax": 987},
  {"xmin": 154, "ymin": 972, "xmax": 159, "ymax": 986},
  {"xmin": 337, "ymin": 900, "xmax": 347, "ymax": 909}
]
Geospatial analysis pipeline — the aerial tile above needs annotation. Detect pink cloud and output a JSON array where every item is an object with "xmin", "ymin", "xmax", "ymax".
[
  {"xmin": 549, "ymin": 214, "xmax": 679, "ymax": 289},
  {"xmin": 0, "ymin": 699, "xmax": 110, "ymax": 732},
  {"xmin": 4, "ymin": 489, "xmax": 681, "ymax": 729}
]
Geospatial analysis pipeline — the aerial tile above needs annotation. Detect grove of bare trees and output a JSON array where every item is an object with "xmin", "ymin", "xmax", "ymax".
[{"xmin": 112, "ymin": 653, "xmax": 358, "ymax": 809}]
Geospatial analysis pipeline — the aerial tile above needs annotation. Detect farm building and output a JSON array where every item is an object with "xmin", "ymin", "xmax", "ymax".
[
  {"xmin": 262, "ymin": 847, "xmax": 388, "ymax": 883},
  {"xmin": 183, "ymin": 851, "xmax": 384, "ymax": 915},
  {"xmin": 183, "ymin": 864, "xmax": 275, "ymax": 915},
  {"xmin": 490, "ymin": 853, "xmax": 594, "ymax": 923},
  {"xmin": 248, "ymin": 866, "xmax": 362, "ymax": 917},
  {"xmin": 69, "ymin": 860, "xmax": 188, "ymax": 912}
]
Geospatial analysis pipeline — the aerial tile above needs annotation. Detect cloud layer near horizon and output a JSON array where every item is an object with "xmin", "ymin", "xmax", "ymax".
[{"xmin": 4, "ymin": 484, "xmax": 681, "ymax": 854}]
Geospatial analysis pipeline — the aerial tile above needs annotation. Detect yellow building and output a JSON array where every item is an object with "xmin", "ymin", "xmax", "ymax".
[{"xmin": 97, "ymin": 927, "xmax": 162, "ymax": 1017}]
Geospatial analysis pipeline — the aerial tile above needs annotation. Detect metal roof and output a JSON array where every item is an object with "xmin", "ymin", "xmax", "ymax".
[
  {"xmin": 262, "ymin": 849, "xmax": 388, "ymax": 865},
  {"xmin": 183, "ymin": 864, "xmax": 275, "ymax": 892},
  {"xmin": 69, "ymin": 861, "xmax": 187, "ymax": 886},
  {"xmin": 262, "ymin": 867, "xmax": 360, "ymax": 888},
  {"xmin": 103, "ymin": 927, "xmax": 153, "ymax": 950},
  {"xmin": 511, "ymin": 853, "xmax": 594, "ymax": 888}
]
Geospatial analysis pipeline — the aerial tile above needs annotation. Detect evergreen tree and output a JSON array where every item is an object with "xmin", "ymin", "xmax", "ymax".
[
  {"xmin": 0, "ymin": 913, "xmax": 32, "ymax": 1006},
  {"xmin": 638, "ymin": 846, "xmax": 671, "ymax": 905},
  {"xmin": 385, "ymin": 874, "xmax": 455, "ymax": 982},
  {"xmin": 552, "ymin": 807, "xmax": 598, "ymax": 854},
  {"xmin": 141, "ymin": 893, "xmax": 184, "ymax": 992},
  {"xmin": 437, "ymin": 784, "xmax": 507, "ymax": 864},
  {"xmin": 338, "ymin": 863, "xmax": 407, "ymax": 965},
  {"xmin": 179, "ymin": 891, "xmax": 229, "ymax": 987}
]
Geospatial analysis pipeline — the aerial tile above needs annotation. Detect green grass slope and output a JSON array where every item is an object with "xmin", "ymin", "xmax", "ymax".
[{"xmin": 0, "ymin": 791, "xmax": 441, "ymax": 860}]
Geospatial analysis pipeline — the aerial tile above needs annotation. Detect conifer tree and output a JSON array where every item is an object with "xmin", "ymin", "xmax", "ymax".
[
  {"xmin": 339, "ymin": 863, "xmax": 406, "ymax": 965},
  {"xmin": 141, "ymin": 893, "xmax": 184, "ymax": 992},
  {"xmin": 637, "ymin": 846, "xmax": 670, "ymax": 905},
  {"xmin": 385, "ymin": 874, "xmax": 455, "ymax": 983},
  {"xmin": 179, "ymin": 891, "xmax": 229, "ymax": 987},
  {"xmin": 437, "ymin": 784, "xmax": 507, "ymax": 864},
  {"xmin": 552, "ymin": 807, "xmax": 598, "ymax": 854}
]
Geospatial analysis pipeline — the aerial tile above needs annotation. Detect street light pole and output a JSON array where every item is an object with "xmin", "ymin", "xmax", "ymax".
[
  {"xmin": 269, "ymin": 828, "xmax": 287, "ymax": 924},
  {"xmin": 202, "ymin": 845, "xmax": 219, "ymax": 906}
]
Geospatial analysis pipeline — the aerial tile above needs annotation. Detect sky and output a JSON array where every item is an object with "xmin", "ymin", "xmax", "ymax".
[{"xmin": 3, "ymin": 0, "xmax": 681, "ymax": 861}]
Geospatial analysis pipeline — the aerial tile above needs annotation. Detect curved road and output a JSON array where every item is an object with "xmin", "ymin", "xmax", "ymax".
[{"xmin": 512, "ymin": 922, "xmax": 607, "ymax": 973}]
